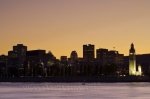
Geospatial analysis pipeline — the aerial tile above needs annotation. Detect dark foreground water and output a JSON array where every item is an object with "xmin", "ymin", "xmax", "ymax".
[{"xmin": 0, "ymin": 83, "xmax": 150, "ymax": 99}]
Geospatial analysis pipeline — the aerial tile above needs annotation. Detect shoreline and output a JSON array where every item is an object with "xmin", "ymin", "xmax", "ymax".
[{"xmin": 0, "ymin": 76, "xmax": 150, "ymax": 83}]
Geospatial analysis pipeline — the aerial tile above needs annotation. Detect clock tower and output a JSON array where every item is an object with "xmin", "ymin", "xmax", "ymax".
[{"xmin": 129, "ymin": 43, "xmax": 136, "ymax": 75}]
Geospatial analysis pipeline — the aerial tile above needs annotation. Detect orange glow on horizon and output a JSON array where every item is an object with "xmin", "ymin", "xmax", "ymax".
[{"xmin": 0, "ymin": 0, "xmax": 150, "ymax": 58}]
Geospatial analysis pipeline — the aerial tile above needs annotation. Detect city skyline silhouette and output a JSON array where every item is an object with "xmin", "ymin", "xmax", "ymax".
[
  {"xmin": 0, "ymin": 43, "xmax": 149, "ymax": 59},
  {"xmin": 1, "ymin": 1, "xmax": 150, "ymax": 99},
  {"xmin": 1, "ymin": 0, "xmax": 150, "ymax": 58}
]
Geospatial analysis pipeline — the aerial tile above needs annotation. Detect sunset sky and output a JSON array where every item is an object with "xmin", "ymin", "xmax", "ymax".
[{"xmin": 0, "ymin": 0, "xmax": 150, "ymax": 58}]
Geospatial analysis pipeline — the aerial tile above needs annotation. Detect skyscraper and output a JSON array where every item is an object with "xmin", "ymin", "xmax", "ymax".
[{"xmin": 83, "ymin": 44, "xmax": 95, "ymax": 60}]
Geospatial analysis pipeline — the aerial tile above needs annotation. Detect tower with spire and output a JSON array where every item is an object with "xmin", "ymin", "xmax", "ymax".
[
  {"xmin": 129, "ymin": 43, "xmax": 142, "ymax": 76},
  {"xmin": 129, "ymin": 43, "xmax": 136, "ymax": 75}
]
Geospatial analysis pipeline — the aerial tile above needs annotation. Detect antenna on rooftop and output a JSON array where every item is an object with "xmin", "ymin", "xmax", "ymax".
[{"xmin": 113, "ymin": 47, "xmax": 116, "ymax": 50}]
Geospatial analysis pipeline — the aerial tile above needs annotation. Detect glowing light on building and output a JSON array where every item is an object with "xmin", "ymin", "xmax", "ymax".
[{"xmin": 129, "ymin": 43, "xmax": 142, "ymax": 76}]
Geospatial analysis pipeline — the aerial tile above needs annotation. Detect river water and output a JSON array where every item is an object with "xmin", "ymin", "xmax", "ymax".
[{"xmin": 0, "ymin": 82, "xmax": 149, "ymax": 99}]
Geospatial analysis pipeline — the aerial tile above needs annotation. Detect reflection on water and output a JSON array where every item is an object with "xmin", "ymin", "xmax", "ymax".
[{"xmin": 0, "ymin": 83, "xmax": 150, "ymax": 99}]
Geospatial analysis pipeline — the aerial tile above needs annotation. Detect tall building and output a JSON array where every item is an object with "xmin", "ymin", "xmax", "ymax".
[
  {"xmin": 70, "ymin": 51, "xmax": 78, "ymax": 61},
  {"xmin": 129, "ymin": 43, "xmax": 136, "ymax": 75},
  {"xmin": 96, "ymin": 48, "xmax": 108, "ymax": 65},
  {"xmin": 96, "ymin": 48, "xmax": 108, "ymax": 59},
  {"xmin": 129, "ymin": 43, "xmax": 142, "ymax": 76},
  {"xmin": 7, "ymin": 44, "xmax": 27, "ymax": 77},
  {"xmin": 69, "ymin": 51, "xmax": 78, "ymax": 67},
  {"xmin": 83, "ymin": 44, "xmax": 95, "ymax": 60},
  {"xmin": 8, "ymin": 44, "xmax": 27, "ymax": 67},
  {"xmin": 13, "ymin": 44, "xmax": 27, "ymax": 57}
]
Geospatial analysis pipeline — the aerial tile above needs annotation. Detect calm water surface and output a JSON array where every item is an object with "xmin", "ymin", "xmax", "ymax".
[{"xmin": 0, "ymin": 82, "xmax": 150, "ymax": 99}]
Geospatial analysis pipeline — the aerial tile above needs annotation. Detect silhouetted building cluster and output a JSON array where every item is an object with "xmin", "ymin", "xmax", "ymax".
[{"xmin": 0, "ymin": 43, "xmax": 150, "ymax": 78}]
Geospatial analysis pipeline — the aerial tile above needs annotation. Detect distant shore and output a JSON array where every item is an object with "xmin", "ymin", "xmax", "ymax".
[{"xmin": 0, "ymin": 76, "xmax": 150, "ymax": 82}]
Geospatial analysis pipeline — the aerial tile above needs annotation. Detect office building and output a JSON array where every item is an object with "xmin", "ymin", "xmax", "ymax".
[{"xmin": 83, "ymin": 44, "xmax": 95, "ymax": 60}]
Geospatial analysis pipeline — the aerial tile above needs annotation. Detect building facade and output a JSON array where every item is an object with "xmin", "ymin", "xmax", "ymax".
[{"xmin": 83, "ymin": 44, "xmax": 95, "ymax": 60}]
